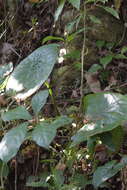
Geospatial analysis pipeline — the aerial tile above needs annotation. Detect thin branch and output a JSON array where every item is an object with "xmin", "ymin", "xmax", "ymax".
[{"xmin": 80, "ymin": 3, "xmax": 87, "ymax": 111}]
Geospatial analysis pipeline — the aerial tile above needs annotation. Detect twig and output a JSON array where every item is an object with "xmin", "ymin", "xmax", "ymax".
[
  {"xmin": 79, "ymin": 3, "xmax": 87, "ymax": 111},
  {"xmin": 15, "ymin": 159, "xmax": 17, "ymax": 190}
]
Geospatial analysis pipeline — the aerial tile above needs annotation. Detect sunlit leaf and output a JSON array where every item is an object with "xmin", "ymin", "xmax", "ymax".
[
  {"xmin": 71, "ymin": 92, "xmax": 127, "ymax": 146},
  {"xmin": 1, "ymin": 106, "xmax": 32, "ymax": 121},
  {"xmin": 31, "ymin": 90, "xmax": 49, "ymax": 115},
  {"xmin": 0, "ymin": 122, "xmax": 28, "ymax": 162},
  {"xmin": 6, "ymin": 44, "xmax": 59, "ymax": 100}
]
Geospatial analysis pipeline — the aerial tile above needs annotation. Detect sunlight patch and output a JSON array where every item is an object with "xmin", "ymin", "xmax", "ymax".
[{"xmin": 6, "ymin": 76, "xmax": 24, "ymax": 92}]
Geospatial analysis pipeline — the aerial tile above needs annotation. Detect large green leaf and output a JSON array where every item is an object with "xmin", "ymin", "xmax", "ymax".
[
  {"xmin": 0, "ymin": 122, "xmax": 28, "ymax": 162},
  {"xmin": 71, "ymin": 92, "xmax": 127, "ymax": 146},
  {"xmin": 93, "ymin": 157, "xmax": 127, "ymax": 188},
  {"xmin": 32, "ymin": 122, "xmax": 56, "ymax": 149},
  {"xmin": 6, "ymin": 44, "xmax": 59, "ymax": 100},
  {"xmin": 31, "ymin": 90, "xmax": 49, "ymax": 115},
  {"xmin": 1, "ymin": 106, "xmax": 32, "ymax": 121}
]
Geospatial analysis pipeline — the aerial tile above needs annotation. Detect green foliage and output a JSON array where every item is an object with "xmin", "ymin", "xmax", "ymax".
[
  {"xmin": 0, "ymin": 122, "xmax": 28, "ymax": 162},
  {"xmin": 68, "ymin": 0, "xmax": 80, "ymax": 10},
  {"xmin": 32, "ymin": 116, "xmax": 72, "ymax": 148},
  {"xmin": 6, "ymin": 44, "xmax": 59, "ymax": 100},
  {"xmin": 54, "ymin": 0, "xmax": 66, "ymax": 22},
  {"xmin": 42, "ymin": 36, "xmax": 64, "ymax": 44},
  {"xmin": 100, "ymin": 6, "xmax": 120, "ymax": 19},
  {"xmin": 71, "ymin": 92, "xmax": 127, "ymax": 146},
  {"xmin": 88, "ymin": 15, "xmax": 101, "ymax": 24},
  {"xmin": 0, "ymin": 0, "xmax": 126, "ymax": 189},
  {"xmin": 31, "ymin": 90, "xmax": 49, "ymax": 115},
  {"xmin": 99, "ymin": 54, "xmax": 113, "ymax": 69},
  {"xmin": 32, "ymin": 121, "xmax": 57, "ymax": 149},
  {"xmin": 1, "ymin": 106, "xmax": 32, "ymax": 121},
  {"xmin": 93, "ymin": 157, "xmax": 127, "ymax": 188}
]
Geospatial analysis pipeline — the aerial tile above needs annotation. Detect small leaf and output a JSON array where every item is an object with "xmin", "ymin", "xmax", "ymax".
[
  {"xmin": 89, "ymin": 15, "xmax": 101, "ymax": 24},
  {"xmin": 54, "ymin": 0, "xmax": 66, "ymax": 22},
  {"xmin": 100, "ymin": 54, "xmax": 113, "ymax": 68},
  {"xmin": 1, "ymin": 106, "xmax": 32, "ymax": 121},
  {"xmin": 88, "ymin": 64, "xmax": 102, "ymax": 73},
  {"xmin": 26, "ymin": 181, "xmax": 49, "ymax": 187},
  {"xmin": 26, "ymin": 173, "xmax": 50, "ymax": 187},
  {"xmin": 42, "ymin": 36, "xmax": 64, "ymax": 44},
  {"xmin": 68, "ymin": 0, "xmax": 80, "ymax": 10},
  {"xmin": 31, "ymin": 90, "xmax": 49, "ymax": 115},
  {"xmin": 96, "ymin": 40, "xmax": 105, "ymax": 49},
  {"xmin": 121, "ymin": 46, "xmax": 127, "ymax": 54},
  {"xmin": 105, "ymin": 42, "xmax": 115, "ymax": 50},
  {"xmin": 0, "ymin": 122, "xmax": 28, "ymax": 162},
  {"xmin": 93, "ymin": 160, "xmax": 125, "ymax": 188},
  {"xmin": 101, "ymin": 6, "xmax": 119, "ymax": 19},
  {"xmin": 32, "ymin": 122, "xmax": 56, "ymax": 149},
  {"xmin": 51, "ymin": 115, "xmax": 73, "ymax": 130},
  {"xmin": 114, "ymin": 54, "xmax": 127, "ymax": 59}
]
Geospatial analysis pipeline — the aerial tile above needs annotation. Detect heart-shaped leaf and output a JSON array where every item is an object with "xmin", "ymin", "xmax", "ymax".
[
  {"xmin": 31, "ymin": 90, "xmax": 49, "ymax": 115},
  {"xmin": 1, "ymin": 106, "xmax": 32, "ymax": 121},
  {"xmin": 71, "ymin": 92, "xmax": 127, "ymax": 146},
  {"xmin": 0, "ymin": 122, "xmax": 28, "ymax": 162},
  {"xmin": 6, "ymin": 44, "xmax": 59, "ymax": 100}
]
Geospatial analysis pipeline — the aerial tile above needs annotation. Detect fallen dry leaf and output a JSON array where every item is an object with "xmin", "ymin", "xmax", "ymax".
[
  {"xmin": 85, "ymin": 72, "xmax": 101, "ymax": 93},
  {"xmin": 0, "ymin": 96, "xmax": 8, "ymax": 106}
]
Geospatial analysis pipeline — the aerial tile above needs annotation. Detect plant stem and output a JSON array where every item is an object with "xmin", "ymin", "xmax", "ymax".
[{"xmin": 80, "ymin": 3, "xmax": 87, "ymax": 111}]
